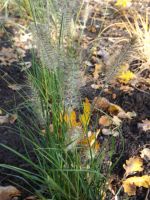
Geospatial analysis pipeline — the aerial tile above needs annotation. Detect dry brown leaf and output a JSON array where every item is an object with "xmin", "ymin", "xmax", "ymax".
[
  {"xmin": 123, "ymin": 157, "xmax": 144, "ymax": 176},
  {"xmin": 123, "ymin": 175, "xmax": 150, "ymax": 196},
  {"xmin": 93, "ymin": 97, "xmax": 136, "ymax": 121},
  {"xmin": 108, "ymin": 104, "xmax": 136, "ymax": 119},
  {"xmin": 0, "ymin": 114, "xmax": 9, "ymax": 124},
  {"xmin": 140, "ymin": 148, "xmax": 150, "ymax": 161},
  {"xmin": 108, "ymin": 104, "xmax": 124, "ymax": 116},
  {"xmin": 118, "ymin": 111, "xmax": 137, "ymax": 119},
  {"xmin": 0, "ymin": 186, "xmax": 21, "ymax": 200},
  {"xmin": 88, "ymin": 25, "xmax": 97, "ymax": 33},
  {"xmin": 0, "ymin": 47, "xmax": 18, "ymax": 66},
  {"xmin": 91, "ymin": 84, "xmax": 101, "ymax": 89},
  {"xmin": 107, "ymin": 176, "xmax": 119, "ymax": 195},
  {"xmin": 93, "ymin": 97, "xmax": 110, "ymax": 110},
  {"xmin": 80, "ymin": 130, "xmax": 101, "ymax": 159},
  {"xmin": 102, "ymin": 128, "xmax": 119, "ymax": 137},
  {"xmin": 8, "ymin": 84, "xmax": 23, "ymax": 91},
  {"xmin": 99, "ymin": 115, "xmax": 112, "ymax": 127},
  {"xmin": 112, "ymin": 116, "xmax": 122, "ymax": 126},
  {"xmin": 0, "ymin": 114, "xmax": 17, "ymax": 125},
  {"xmin": 120, "ymin": 85, "xmax": 134, "ymax": 92},
  {"xmin": 9, "ymin": 114, "xmax": 18, "ymax": 124},
  {"xmin": 138, "ymin": 119, "xmax": 150, "ymax": 132},
  {"xmin": 24, "ymin": 196, "xmax": 38, "ymax": 200},
  {"xmin": 79, "ymin": 129, "xmax": 100, "ymax": 147},
  {"xmin": 93, "ymin": 63, "xmax": 102, "ymax": 79},
  {"xmin": 112, "ymin": 93, "xmax": 117, "ymax": 99}
]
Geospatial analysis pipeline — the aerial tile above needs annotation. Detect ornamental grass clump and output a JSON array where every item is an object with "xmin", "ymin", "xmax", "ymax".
[{"xmin": 0, "ymin": 1, "xmax": 119, "ymax": 199}]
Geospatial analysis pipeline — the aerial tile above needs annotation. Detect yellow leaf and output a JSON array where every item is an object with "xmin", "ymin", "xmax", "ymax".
[
  {"xmin": 63, "ymin": 98, "xmax": 91, "ymax": 129},
  {"xmin": 64, "ymin": 111, "xmax": 81, "ymax": 127},
  {"xmin": 115, "ymin": 0, "xmax": 129, "ymax": 7},
  {"xmin": 117, "ymin": 70, "xmax": 136, "ymax": 84},
  {"xmin": 79, "ymin": 130, "xmax": 101, "ymax": 158},
  {"xmin": 79, "ymin": 98, "xmax": 91, "ymax": 128},
  {"xmin": 123, "ymin": 157, "xmax": 144, "ymax": 176},
  {"xmin": 79, "ymin": 129, "xmax": 100, "ymax": 148},
  {"xmin": 123, "ymin": 175, "xmax": 150, "ymax": 196},
  {"xmin": 108, "ymin": 104, "xmax": 123, "ymax": 115}
]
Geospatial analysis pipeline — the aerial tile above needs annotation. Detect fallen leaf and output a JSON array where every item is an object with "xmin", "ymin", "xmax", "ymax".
[
  {"xmin": 108, "ymin": 104, "xmax": 136, "ymax": 119},
  {"xmin": 123, "ymin": 157, "xmax": 144, "ymax": 176},
  {"xmin": 84, "ymin": 141, "xmax": 100, "ymax": 160},
  {"xmin": 24, "ymin": 196, "xmax": 38, "ymax": 200},
  {"xmin": 91, "ymin": 84, "xmax": 101, "ymax": 89},
  {"xmin": 0, "ymin": 114, "xmax": 17, "ymax": 125},
  {"xmin": 140, "ymin": 148, "xmax": 150, "ymax": 161},
  {"xmin": 94, "ymin": 141, "xmax": 100, "ymax": 152},
  {"xmin": 118, "ymin": 111, "xmax": 137, "ymax": 119},
  {"xmin": 102, "ymin": 128, "xmax": 119, "ymax": 137},
  {"xmin": 20, "ymin": 61, "xmax": 32, "ymax": 71},
  {"xmin": 0, "ymin": 186, "xmax": 21, "ymax": 200},
  {"xmin": 93, "ymin": 97, "xmax": 136, "ymax": 120},
  {"xmin": 112, "ymin": 116, "xmax": 122, "ymax": 126},
  {"xmin": 138, "ymin": 119, "xmax": 150, "ymax": 132},
  {"xmin": 8, "ymin": 84, "xmax": 23, "ymax": 91},
  {"xmin": 0, "ymin": 47, "xmax": 18, "ymax": 66},
  {"xmin": 107, "ymin": 176, "xmax": 118, "ymax": 195},
  {"xmin": 79, "ymin": 98, "xmax": 91, "ymax": 129},
  {"xmin": 88, "ymin": 25, "xmax": 97, "ymax": 33},
  {"xmin": 112, "ymin": 93, "xmax": 117, "ymax": 99},
  {"xmin": 64, "ymin": 110, "xmax": 81, "ymax": 128},
  {"xmin": 93, "ymin": 97, "xmax": 110, "ymax": 110},
  {"xmin": 99, "ymin": 115, "xmax": 112, "ymax": 127},
  {"xmin": 93, "ymin": 63, "xmax": 102, "ymax": 79},
  {"xmin": 117, "ymin": 70, "xmax": 136, "ymax": 84},
  {"xmin": 120, "ymin": 85, "xmax": 134, "ymax": 92},
  {"xmin": 108, "ymin": 104, "xmax": 124, "ymax": 116},
  {"xmin": 9, "ymin": 114, "xmax": 18, "ymax": 124},
  {"xmin": 115, "ymin": 0, "xmax": 130, "ymax": 7},
  {"xmin": 63, "ymin": 99, "xmax": 91, "ymax": 129},
  {"xmin": 79, "ymin": 129, "xmax": 100, "ymax": 148},
  {"xmin": 0, "ymin": 115, "xmax": 9, "ymax": 124},
  {"xmin": 122, "ymin": 175, "xmax": 150, "ymax": 196},
  {"xmin": 84, "ymin": 61, "xmax": 93, "ymax": 67}
]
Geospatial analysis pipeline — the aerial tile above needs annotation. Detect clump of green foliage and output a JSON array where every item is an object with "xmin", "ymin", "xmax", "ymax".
[{"xmin": 0, "ymin": 1, "xmax": 120, "ymax": 199}]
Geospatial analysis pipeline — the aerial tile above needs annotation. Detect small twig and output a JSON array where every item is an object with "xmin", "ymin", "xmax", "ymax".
[
  {"xmin": 111, "ymin": 186, "xmax": 123, "ymax": 200},
  {"xmin": 145, "ymin": 188, "xmax": 150, "ymax": 200},
  {"xmin": 132, "ymin": 86, "xmax": 150, "ymax": 96}
]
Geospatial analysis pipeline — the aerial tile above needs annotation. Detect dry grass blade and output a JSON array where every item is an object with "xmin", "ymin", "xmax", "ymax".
[{"xmin": 104, "ymin": 37, "xmax": 137, "ymax": 82}]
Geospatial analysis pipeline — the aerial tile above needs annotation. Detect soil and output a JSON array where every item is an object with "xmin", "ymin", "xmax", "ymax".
[{"xmin": 0, "ymin": 26, "xmax": 35, "ymax": 197}]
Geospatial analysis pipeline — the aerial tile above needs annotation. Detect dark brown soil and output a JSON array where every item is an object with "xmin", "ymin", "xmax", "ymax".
[{"xmin": 0, "ymin": 27, "xmax": 35, "ymax": 197}]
